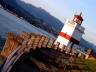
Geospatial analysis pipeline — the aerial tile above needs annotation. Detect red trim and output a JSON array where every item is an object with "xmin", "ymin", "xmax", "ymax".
[
  {"xmin": 59, "ymin": 32, "xmax": 79, "ymax": 44},
  {"xmin": 59, "ymin": 32, "xmax": 71, "ymax": 40}
]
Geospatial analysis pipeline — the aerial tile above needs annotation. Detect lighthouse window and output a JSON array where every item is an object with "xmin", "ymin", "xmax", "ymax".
[{"xmin": 73, "ymin": 18, "xmax": 77, "ymax": 22}]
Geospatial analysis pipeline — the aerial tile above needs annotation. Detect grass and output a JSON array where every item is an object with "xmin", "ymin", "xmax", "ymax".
[
  {"xmin": 74, "ymin": 58, "xmax": 96, "ymax": 72},
  {"xmin": 84, "ymin": 60, "xmax": 96, "ymax": 72}
]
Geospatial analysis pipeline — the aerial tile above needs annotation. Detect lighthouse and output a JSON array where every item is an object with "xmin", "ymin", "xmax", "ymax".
[{"xmin": 55, "ymin": 13, "xmax": 85, "ymax": 49}]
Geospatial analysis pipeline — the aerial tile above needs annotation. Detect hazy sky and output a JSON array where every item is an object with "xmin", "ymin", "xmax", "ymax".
[{"xmin": 21, "ymin": 0, "xmax": 96, "ymax": 45}]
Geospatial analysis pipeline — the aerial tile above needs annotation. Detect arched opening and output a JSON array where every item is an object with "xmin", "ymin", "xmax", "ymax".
[
  {"xmin": 10, "ymin": 48, "xmax": 69, "ymax": 72},
  {"xmin": 10, "ymin": 49, "xmax": 40, "ymax": 72}
]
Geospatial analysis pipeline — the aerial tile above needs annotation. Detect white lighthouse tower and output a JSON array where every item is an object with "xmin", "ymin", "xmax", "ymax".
[{"xmin": 55, "ymin": 13, "xmax": 85, "ymax": 49}]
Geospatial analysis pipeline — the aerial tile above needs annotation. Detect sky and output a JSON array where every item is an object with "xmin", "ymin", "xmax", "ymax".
[{"xmin": 21, "ymin": 0, "xmax": 96, "ymax": 45}]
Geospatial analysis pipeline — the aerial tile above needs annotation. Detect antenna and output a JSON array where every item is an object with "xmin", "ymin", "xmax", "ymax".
[{"xmin": 80, "ymin": 12, "xmax": 82, "ymax": 16}]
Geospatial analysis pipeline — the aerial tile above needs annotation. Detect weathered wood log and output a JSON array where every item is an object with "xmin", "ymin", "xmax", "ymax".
[
  {"xmin": 2, "ymin": 32, "xmax": 14, "ymax": 50},
  {"xmin": 32, "ymin": 34, "xmax": 41, "ymax": 49},
  {"xmin": 1, "ymin": 32, "xmax": 18, "ymax": 58},
  {"xmin": 15, "ymin": 36, "xmax": 23, "ymax": 44},
  {"xmin": 60, "ymin": 44, "xmax": 65, "ymax": 52},
  {"xmin": 69, "ymin": 48, "xmax": 76, "ymax": 56},
  {"xmin": 38, "ymin": 35, "xmax": 45, "ymax": 48},
  {"xmin": 19, "ymin": 32, "xmax": 30, "ymax": 41},
  {"xmin": 65, "ymin": 48, "xmax": 71, "ymax": 54},
  {"xmin": 47, "ymin": 38, "xmax": 55, "ymax": 48},
  {"xmin": 42, "ymin": 36, "xmax": 49, "ymax": 48},
  {"xmin": 27, "ymin": 34, "xmax": 36, "ymax": 48},
  {"xmin": 54, "ymin": 42, "xmax": 60, "ymax": 50}
]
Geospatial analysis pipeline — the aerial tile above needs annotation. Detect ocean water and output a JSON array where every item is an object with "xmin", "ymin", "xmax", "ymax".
[{"xmin": 0, "ymin": 8, "xmax": 54, "ymax": 50}]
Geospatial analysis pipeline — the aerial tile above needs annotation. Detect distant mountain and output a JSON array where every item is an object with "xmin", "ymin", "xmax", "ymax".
[
  {"xmin": 16, "ymin": 0, "xmax": 64, "ymax": 32},
  {"xmin": 80, "ymin": 38, "xmax": 96, "ymax": 53},
  {"xmin": 0, "ymin": 0, "xmax": 36, "ymax": 20},
  {"xmin": 0, "ymin": 0, "xmax": 64, "ymax": 36}
]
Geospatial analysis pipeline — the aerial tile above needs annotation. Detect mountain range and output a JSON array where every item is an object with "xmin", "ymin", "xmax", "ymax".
[{"xmin": 0, "ymin": 0, "xmax": 64, "ymax": 36}]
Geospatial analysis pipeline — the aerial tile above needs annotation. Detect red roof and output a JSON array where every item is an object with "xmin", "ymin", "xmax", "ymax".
[{"xmin": 74, "ymin": 15, "xmax": 83, "ymax": 21}]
